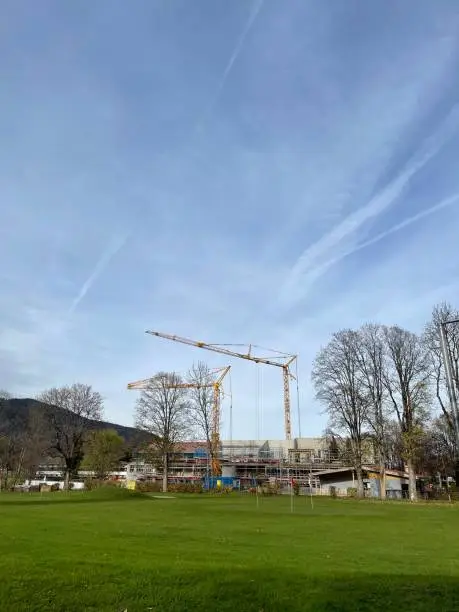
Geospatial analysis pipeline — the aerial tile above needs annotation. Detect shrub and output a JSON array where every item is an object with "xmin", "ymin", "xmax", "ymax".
[
  {"xmin": 84, "ymin": 478, "xmax": 97, "ymax": 491},
  {"xmin": 168, "ymin": 482, "xmax": 204, "ymax": 494},
  {"xmin": 329, "ymin": 486, "xmax": 337, "ymax": 498},
  {"xmin": 347, "ymin": 487, "xmax": 358, "ymax": 498},
  {"xmin": 84, "ymin": 478, "xmax": 121, "ymax": 491},
  {"xmin": 447, "ymin": 483, "xmax": 458, "ymax": 502},
  {"xmin": 136, "ymin": 481, "xmax": 162, "ymax": 493}
]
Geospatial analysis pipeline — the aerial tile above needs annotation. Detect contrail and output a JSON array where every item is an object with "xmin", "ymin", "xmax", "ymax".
[
  {"xmin": 195, "ymin": 0, "xmax": 264, "ymax": 132},
  {"xmin": 346, "ymin": 192, "xmax": 459, "ymax": 256},
  {"xmin": 280, "ymin": 104, "xmax": 459, "ymax": 304},
  {"xmin": 288, "ymin": 192, "xmax": 459, "ymax": 292},
  {"xmin": 68, "ymin": 3, "xmax": 264, "ymax": 317},
  {"xmin": 68, "ymin": 233, "xmax": 129, "ymax": 315}
]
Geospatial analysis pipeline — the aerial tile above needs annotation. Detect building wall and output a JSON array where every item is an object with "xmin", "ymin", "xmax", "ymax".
[
  {"xmin": 295, "ymin": 437, "xmax": 328, "ymax": 451},
  {"xmin": 317, "ymin": 473, "xmax": 357, "ymax": 494},
  {"xmin": 385, "ymin": 477, "xmax": 404, "ymax": 492}
]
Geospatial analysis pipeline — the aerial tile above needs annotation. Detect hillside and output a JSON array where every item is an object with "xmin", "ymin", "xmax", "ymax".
[{"xmin": 0, "ymin": 398, "xmax": 150, "ymax": 446}]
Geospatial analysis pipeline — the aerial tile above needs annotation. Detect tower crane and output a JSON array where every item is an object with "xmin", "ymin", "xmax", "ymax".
[
  {"xmin": 145, "ymin": 330, "xmax": 297, "ymax": 440},
  {"xmin": 127, "ymin": 366, "xmax": 231, "ymax": 476}
]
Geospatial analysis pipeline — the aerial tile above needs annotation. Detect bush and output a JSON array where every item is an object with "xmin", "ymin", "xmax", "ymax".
[
  {"xmin": 255, "ymin": 484, "xmax": 280, "ymax": 496},
  {"xmin": 269, "ymin": 483, "xmax": 281, "ymax": 495},
  {"xmin": 136, "ymin": 481, "xmax": 162, "ymax": 493},
  {"xmin": 84, "ymin": 478, "xmax": 121, "ymax": 491},
  {"xmin": 347, "ymin": 487, "xmax": 358, "ymax": 498},
  {"xmin": 168, "ymin": 482, "xmax": 204, "ymax": 494},
  {"xmin": 329, "ymin": 486, "xmax": 337, "ymax": 498}
]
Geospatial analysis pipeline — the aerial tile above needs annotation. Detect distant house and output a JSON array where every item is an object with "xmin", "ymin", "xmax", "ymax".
[{"xmin": 314, "ymin": 466, "xmax": 411, "ymax": 498}]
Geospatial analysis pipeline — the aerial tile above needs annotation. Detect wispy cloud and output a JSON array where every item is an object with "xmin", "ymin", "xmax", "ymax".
[
  {"xmin": 2, "ymin": 2, "xmax": 459, "ymax": 438},
  {"xmin": 68, "ymin": 233, "xmax": 129, "ymax": 316},
  {"xmin": 280, "ymin": 105, "xmax": 459, "ymax": 307}
]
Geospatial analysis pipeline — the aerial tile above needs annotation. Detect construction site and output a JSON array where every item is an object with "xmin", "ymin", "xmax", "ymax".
[{"xmin": 126, "ymin": 330, "xmax": 380, "ymax": 493}]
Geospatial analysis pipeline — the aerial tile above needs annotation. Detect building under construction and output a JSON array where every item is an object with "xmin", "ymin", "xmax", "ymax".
[
  {"xmin": 124, "ymin": 436, "xmax": 374, "ymax": 490},
  {"xmin": 126, "ymin": 329, "xmax": 379, "ymax": 492},
  {"xmin": 128, "ymin": 330, "xmax": 301, "ymax": 478}
]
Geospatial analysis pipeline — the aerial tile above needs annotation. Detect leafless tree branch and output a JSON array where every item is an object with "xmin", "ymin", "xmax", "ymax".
[{"xmin": 134, "ymin": 372, "xmax": 192, "ymax": 492}]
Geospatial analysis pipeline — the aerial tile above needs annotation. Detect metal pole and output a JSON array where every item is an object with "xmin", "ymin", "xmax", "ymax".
[
  {"xmin": 283, "ymin": 365, "xmax": 292, "ymax": 440},
  {"xmin": 295, "ymin": 359, "xmax": 302, "ymax": 439},
  {"xmin": 439, "ymin": 322, "xmax": 459, "ymax": 484}
]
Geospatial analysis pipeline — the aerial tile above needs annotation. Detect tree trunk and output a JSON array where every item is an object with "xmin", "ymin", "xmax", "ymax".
[
  {"xmin": 455, "ymin": 458, "xmax": 459, "ymax": 491},
  {"xmin": 162, "ymin": 453, "xmax": 168, "ymax": 493},
  {"xmin": 64, "ymin": 469, "xmax": 70, "ymax": 491},
  {"xmin": 13, "ymin": 448, "xmax": 25, "ymax": 488},
  {"xmin": 407, "ymin": 458, "xmax": 417, "ymax": 502},
  {"xmin": 356, "ymin": 467, "xmax": 364, "ymax": 498},
  {"xmin": 379, "ymin": 448, "xmax": 386, "ymax": 500},
  {"xmin": 379, "ymin": 465, "xmax": 386, "ymax": 500}
]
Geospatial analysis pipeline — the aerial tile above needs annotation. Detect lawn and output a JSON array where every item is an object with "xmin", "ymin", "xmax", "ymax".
[{"xmin": 1, "ymin": 489, "xmax": 459, "ymax": 611}]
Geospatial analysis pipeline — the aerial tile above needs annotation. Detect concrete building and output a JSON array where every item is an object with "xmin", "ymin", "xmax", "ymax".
[{"xmin": 314, "ymin": 466, "xmax": 410, "ymax": 498}]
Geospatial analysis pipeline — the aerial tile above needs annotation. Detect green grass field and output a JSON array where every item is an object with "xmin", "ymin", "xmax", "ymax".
[{"xmin": 1, "ymin": 489, "xmax": 459, "ymax": 611}]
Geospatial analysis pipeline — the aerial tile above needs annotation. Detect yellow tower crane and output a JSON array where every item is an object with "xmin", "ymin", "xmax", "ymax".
[
  {"xmin": 144, "ymin": 330, "xmax": 297, "ymax": 440},
  {"xmin": 127, "ymin": 366, "xmax": 231, "ymax": 476}
]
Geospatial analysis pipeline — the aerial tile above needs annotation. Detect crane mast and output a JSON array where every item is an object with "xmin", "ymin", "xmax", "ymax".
[
  {"xmin": 145, "ymin": 330, "xmax": 297, "ymax": 440},
  {"xmin": 127, "ymin": 366, "xmax": 230, "ymax": 476}
]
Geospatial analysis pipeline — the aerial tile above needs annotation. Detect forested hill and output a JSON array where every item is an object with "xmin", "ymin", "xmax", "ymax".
[{"xmin": 0, "ymin": 398, "xmax": 150, "ymax": 446}]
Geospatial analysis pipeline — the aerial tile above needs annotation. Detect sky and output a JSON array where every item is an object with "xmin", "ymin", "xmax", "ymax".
[{"xmin": 1, "ymin": 0, "xmax": 459, "ymax": 440}]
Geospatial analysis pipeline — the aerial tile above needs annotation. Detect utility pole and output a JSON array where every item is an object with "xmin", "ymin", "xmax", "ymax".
[{"xmin": 439, "ymin": 319, "xmax": 459, "ymax": 484}]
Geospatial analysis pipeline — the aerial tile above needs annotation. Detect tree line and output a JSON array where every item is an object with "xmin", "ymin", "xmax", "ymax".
[
  {"xmin": 312, "ymin": 302, "xmax": 459, "ymax": 501},
  {"xmin": 0, "ymin": 362, "xmax": 217, "ymax": 492},
  {"xmin": 0, "ymin": 384, "xmax": 126, "ymax": 490}
]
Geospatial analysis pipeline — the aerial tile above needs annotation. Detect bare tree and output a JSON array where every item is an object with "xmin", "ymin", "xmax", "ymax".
[
  {"xmin": 187, "ymin": 361, "xmax": 214, "ymax": 472},
  {"xmin": 420, "ymin": 415, "xmax": 456, "ymax": 481},
  {"xmin": 37, "ymin": 383, "xmax": 103, "ymax": 490},
  {"xmin": 424, "ymin": 303, "xmax": 459, "ymax": 432},
  {"xmin": 0, "ymin": 422, "xmax": 45, "ymax": 491},
  {"xmin": 22, "ymin": 408, "xmax": 50, "ymax": 480},
  {"xmin": 384, "ymin": 419, "xmax": 405, "ymax": 472},
  {"xmin": 355, "ymin": 324, "xmax": 389, "ymax": 498},
  {"xmin": 0, "ymin": 390, "xmax": 20, "ymax": 490},
  {"xmin": 0, "ymin": 434, "xmax": 20, "ymax": 490},
  {"xmin": 382, "ymin": 326, "xmax": 430, "ymax": 501},
  {"xmin": 134, "ymin": 372, "xmax": 191, "ymax": 492},
  {"xmin": 312, "ymin": 330, "xmax": 369, "ymax": 497}
]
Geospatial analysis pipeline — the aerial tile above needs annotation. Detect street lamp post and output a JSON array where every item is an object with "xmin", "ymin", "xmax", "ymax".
[{"xmin": 439, "ymin": 319, "xmax": 459, "ymax": 484}]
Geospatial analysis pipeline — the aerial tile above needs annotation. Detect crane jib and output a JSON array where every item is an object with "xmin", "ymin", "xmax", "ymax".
[{"xmin": 145, "ymin": 329, "xmax": 297, "ymax": 440}]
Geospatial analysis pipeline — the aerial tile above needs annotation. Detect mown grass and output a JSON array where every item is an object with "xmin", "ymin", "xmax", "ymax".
[{"xmin": 1, "ymin": 489, "xmax": 459, "ymax": 611}]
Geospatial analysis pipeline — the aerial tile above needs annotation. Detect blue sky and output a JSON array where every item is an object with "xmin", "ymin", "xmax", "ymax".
[{"xmin": 1, "ymin": 1, "xmax": 459, "ymax": 439}]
